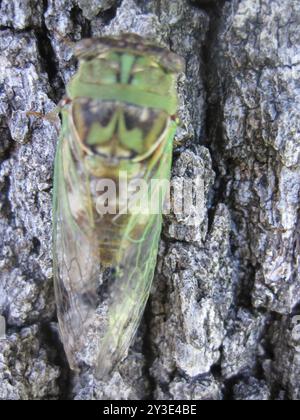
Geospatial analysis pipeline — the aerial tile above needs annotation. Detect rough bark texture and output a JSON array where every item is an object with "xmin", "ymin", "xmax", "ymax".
[{"xmin": 0, "ymin": 0, "xmax": 299, "ymax": 400}]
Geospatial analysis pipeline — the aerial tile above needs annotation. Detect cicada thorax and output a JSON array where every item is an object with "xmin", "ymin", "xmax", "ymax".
[{"xmin": 71, "ymin": 99, "xmax": 169, "ymax": 165}]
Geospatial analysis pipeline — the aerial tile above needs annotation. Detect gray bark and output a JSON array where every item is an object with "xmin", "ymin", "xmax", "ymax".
[{"xmin": 0, "ymin": 0, "xmax": 299, "ymax": 400}]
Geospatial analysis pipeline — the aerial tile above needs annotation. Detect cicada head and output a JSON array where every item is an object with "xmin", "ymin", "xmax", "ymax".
[{"xmin": 66, "ymin": 34, "xmax": 184, "ymax": 168}]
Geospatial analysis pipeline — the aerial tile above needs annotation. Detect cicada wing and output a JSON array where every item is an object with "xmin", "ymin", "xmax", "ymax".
[
  {"xmin": 53, "ymin": 128, "xmax": 100, "ymax": 371},
  {"xmin": 95, "ymin": 124, "xmax": 175, "ymax": 377}
]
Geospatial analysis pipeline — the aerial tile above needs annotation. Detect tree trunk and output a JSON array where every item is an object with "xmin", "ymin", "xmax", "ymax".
[{"xmin": 0, "ymin": 0, "xmax": 299, "ymax": 400}]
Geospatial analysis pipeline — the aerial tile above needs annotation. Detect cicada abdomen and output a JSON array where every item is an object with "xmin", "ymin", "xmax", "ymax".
[{"xmin": 53, "ymin": 34, "xmax": 183, "ymax": 376}]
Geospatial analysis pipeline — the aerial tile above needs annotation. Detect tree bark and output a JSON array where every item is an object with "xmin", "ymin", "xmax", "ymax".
[{"xmin": 0, "ymin": 0, "xmax": 299, "ymax": 400}]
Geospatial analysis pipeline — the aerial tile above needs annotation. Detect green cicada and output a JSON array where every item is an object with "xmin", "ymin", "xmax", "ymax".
[{"xmin": 53, "ymin": 34, "xmax": 183, "ymax": 376}]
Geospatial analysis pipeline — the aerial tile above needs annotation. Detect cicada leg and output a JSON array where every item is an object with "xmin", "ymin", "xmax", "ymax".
[{"xmin": 27, "ymin": 98, "xmax": 71, "ymax": 134}]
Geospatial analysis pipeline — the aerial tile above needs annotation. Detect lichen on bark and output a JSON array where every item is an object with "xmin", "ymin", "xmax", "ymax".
[{"xmin": 0, "ymin": 0, "xmax": 299, "ymax": 400}]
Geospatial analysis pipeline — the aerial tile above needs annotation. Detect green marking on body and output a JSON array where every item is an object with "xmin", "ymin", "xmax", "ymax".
[
  {"xmin": 118, "ymin": 112, "xmax": 144, "ymax": 154},
  {"xmin": 68, "ymin": 82, "xmax": 177, "ymax": 114},
  {"xmin": 87, "ymin": 120, "xmax": 116, "ymax": 145},
  {"xmin": 121, "ymin": 54, "xmax": 136, "ymax": 84}
]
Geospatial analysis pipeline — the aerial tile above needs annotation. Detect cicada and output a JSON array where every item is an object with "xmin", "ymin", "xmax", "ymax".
[{"xmin": 53, "ymin": 34, "xmax": 183, "ymax": 377}]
